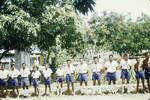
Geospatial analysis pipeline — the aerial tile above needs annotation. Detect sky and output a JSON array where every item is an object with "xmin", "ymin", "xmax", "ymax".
[{"xmin": 82, "ymin": 0, "xmax": 150, "ymax": 20}]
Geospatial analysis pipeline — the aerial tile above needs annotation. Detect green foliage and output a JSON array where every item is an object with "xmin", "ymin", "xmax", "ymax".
[
  {"xmin": 0, "ymin": 0, "xmax": 93, "ymax": 60},
  {"xmin": 0, "ymin": 4, "xmax": 39, "ymax": 51},
  {"xmin": 89, "ymin": 12, "xmax": 150, "ymax": 55}
]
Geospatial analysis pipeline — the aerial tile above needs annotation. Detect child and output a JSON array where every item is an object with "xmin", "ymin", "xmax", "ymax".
[
  {"xmin": 42, "ymin": 64, "xmax": 53, "ymax": 96},
  {"xmin": 64, "ymin": 60, "xmax": 75, "ymax": 95},
  {"xmin": 142, "ymin": 53, "xmax": 150, "ymax": 92},
  {"xmin": 56, "ymin": 65, "xmax": 64, "ymax": 95},
  {"xmin": 105, "ymin": 55, "xmax": 118, "ymax": 85},
  {"xmin": 31, "ymin": 66, "xmax": 41, "ymax": 96},
  {"xmin": 134, "ymin": 58, "xmax": 145, "ymax": 93},
  {"xmin": 77, "ymin": 58, "xmax": 89, "ymax": 87},
  {"xmin": 0, "ymin": 64, "xmax": 9, "ymax": 97},
  {"xmin": 20, "ymin": 63, "xmax": 30, "ymax": 97},
  {"xmin": 91, "ymin": 57, "xmax": 103, "ymax": 86},
  {"xmin": 9, "ymin": 64, "xmax": 20, "ymax": 97},
  {"xmin": 120, "ymin": 54, "xmax": 131, "ymax": 93}
]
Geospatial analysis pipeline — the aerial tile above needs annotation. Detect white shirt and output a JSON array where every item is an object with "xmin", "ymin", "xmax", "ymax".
[
  {"xmin": 77, "ymin": 63, "xmax": 88, "ymax": 73},
  {"xmin": 64, "ymin": 64, "xmax": 75, "ymax": 74},
  {"xmin": 56, "ymin": 68, "xmax": 64, "ymax": 76},
  {"xmin": 9, "ymin": 69, "xmax": 20, "ymax": 78},
  {"xmin": 91, "ymin": 63, "xmax": 103, "ymax": 72},
  {"xmin": 34, "ymin": 60, "xmax": 39, "ymax": 66},
  {"xmin": 120, "ymin": 59, "xmax": 131, "ymax": 70},
  {"xmin": 31, "ymin": 70, "xmax": 41, "ymax": 78},
  {"xmin": 105, "ymin": 61, "xmax": 118, "ymax": 72},
  {"xmin": 42, "ymin": 68, "xmax": 53, "ymax": 78},
  {"xmin": 20, "ymin": 68, "xmax": 30, "ymax": 78},
  {"xmin": 0, "ymin": 70, "xmax": 9, "ymax": 79}
]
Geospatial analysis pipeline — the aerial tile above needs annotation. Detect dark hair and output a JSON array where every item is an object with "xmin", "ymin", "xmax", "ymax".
[
  {"xmin": 109, "ymin": 54, "xmax": 113, "ymax": 58},
  {"xmin": 144, "ymin": 52, "xmax": 149, "ymax": 57},
  {"xmin": 123, "ymin": 54, "xmax": 128, "ymax": 57},
  {"xmin": 93, "ymin": 56, "xmax": 98, "ymax": 60},
  {"xmin": 11, "ymin": 64, "xmax": 15, "ymax": 68},
  {"xmin": 80, "ymin": 57, "xmax": 84, "ymax": 60},
  {"xmin": 22, "ymin": 63, "xmax": 26, "ymax": 65},
  {"xmin": 135, "ymin": 57, "xmax": 139, "ymax": 61},
  {"xmin": 67, "ymin": 59, "xmax": 71, "ymax": 62}
]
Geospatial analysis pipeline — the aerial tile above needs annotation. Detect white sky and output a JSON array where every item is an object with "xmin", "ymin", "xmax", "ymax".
[{"xmin": 82, "ymin": 0, "xmax": 150, "ymax": 20}]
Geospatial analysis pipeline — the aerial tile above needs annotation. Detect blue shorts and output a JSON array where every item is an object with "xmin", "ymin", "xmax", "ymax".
[
  {"xmin": 135, "ymin": 71, "xmax": 145, "ymax": 79},
  {"xmin": 44, "ymin": 77, "xmax": 51, "ymax": 86},
  {"xmin": 66, "ymin": 74, "xmax": 74, "ymax": 83},
  {"xmin": 92, "ymin": 72, "xmax": 101, "ymax": 81},
  {"xmin": 106, "ymin": 72, "xmax": 117, "ymax": 81},
  {"xmin": 32, "ymin": 78, "xmax": 39, "ymax": 87},
  {"xmin": 21, "ymin": 77, "xmax": 30, "ymax": 87},
  {"xmin": 0, "ymin": 79, "xmax": 7, "ymax": 87},
  {"xmin": 57, "ymin": 76, "xmax": 64, "ymax": 83},
  {"xmin": 145, "ymin": 70, "xmax": 150, "ymax": 79},
  {"xmin": 78, "ymin": 73, "xmax": 88, "ymax": 82},
  {"xmin": 11, "ymin": 78, "xmax": 19, "ymax": 87},
  {"xmin": 121, "ymin": 69, "xmax": 130, "ymax": 80}
]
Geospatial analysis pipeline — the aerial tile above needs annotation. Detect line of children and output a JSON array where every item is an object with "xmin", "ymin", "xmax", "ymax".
[{"xmin": 0, "ymin": 53, "xmax": 150, "ymax": 98}]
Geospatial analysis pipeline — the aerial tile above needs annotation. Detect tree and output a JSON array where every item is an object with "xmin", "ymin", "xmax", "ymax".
[
  {"xmin": 0, "ymin": 0, "xmax": 95, "ymax": 60},
  {"xmin": 89, "ymin": 12, "xmax": 150, "ymax": 55},
  {"xmin": 0, "ymin": 4, "xmax": 40, "ymax": 59}
]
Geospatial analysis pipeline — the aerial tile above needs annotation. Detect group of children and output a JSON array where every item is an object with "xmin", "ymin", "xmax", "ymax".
[{"xmin": 0, "ymin": 53, "xmax": 150, "ymax": 98}]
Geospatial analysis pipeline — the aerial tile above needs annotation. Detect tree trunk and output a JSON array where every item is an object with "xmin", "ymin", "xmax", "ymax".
[{"xmin": 15, "ymin": 50, "xmax": 31, "ymax": 69}]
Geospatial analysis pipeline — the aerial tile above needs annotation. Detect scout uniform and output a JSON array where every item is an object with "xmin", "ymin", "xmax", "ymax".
[
  {"xmin": 31, "ymin": 70, "xmax": 41, "ymax": 87},
  {"xmin": 20, "ymin": 68, "xmax": 30, "ymax": 87},
  {"xmin": 120, "ymin": 59, "xmax": 131, "ymax": 80},
  {"xmin": 134, "ymin": 62, "xmax": 145, "ymax": 79},
  {"xmin": 105, "ymin": 60, "xmax": 118, "ymax": 82},
  {"xmin": 64, "ymin": 65, "xmax": 75, "ymax": 83},
  {"xmin": 9, "ymin": 68, "xmax": 20, "ymax": 87},
  {"xmin": 56, "ymin": 68, "xmax": 64, "ymax": 83},
  {"xmin": 91, "ymin": 62, "xmax": 103, "ymax": 81},
  {"xmin": 77, "ymin": 63, "xmax": 88, "ymax": 82},
  {"xmin": 42, "ymin": 68, "xmax": 53, "ymax": 86},
  {"xmin": 0, "ymin": 69, "xmax": 9, "ymax": 87}
]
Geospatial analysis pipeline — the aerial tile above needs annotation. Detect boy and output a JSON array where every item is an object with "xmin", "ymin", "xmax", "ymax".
[
  {"xmin": 64, "ymin": 60, "xmax": 75, "ymax": 95},
  {"xmin": 77, "ymin": 58, "xmax": 88, "ymax": 86},
  {"xmin": 91, "ymin": 57, "xmax": 103, "ymax": 86},
  {"xmin": 20, "ymin": 63, "xmax": 30, "ymax": 97},
  {"xmin": 134, "ymin": 58, "xmax": 145, "ymax": 93},
  {"xmin": 142, "ymin": 53, "xmax": 150, "ymax": 92},
  {"xmin": 105, "ymin": 55, "xmax": 118, "ymax": 85},
  {"xmin": 31, "ymin": 66, "xmax": 41, "ymax": 96},
  {"xmin": 56, "ymin": 65, "xmax": 64, "ymax": 95},
  {"xmin": 120, "ymin": 54, "xmax": 131, "ymax": 93},
  {"xmin": 9, "ymin": 64, "xmax": 20, "ymax": 97},
  {"xmin": 42, "ymin": 64, "xmax": 53, "ymax": 96},
  {"xmin": 0, "ymin": 64, "xmax": 9, "ymax": 97}
]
